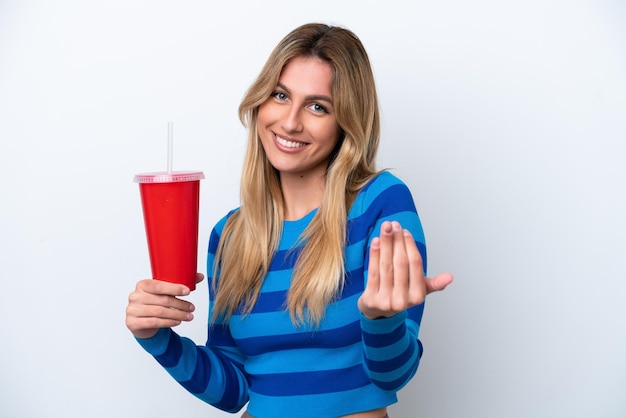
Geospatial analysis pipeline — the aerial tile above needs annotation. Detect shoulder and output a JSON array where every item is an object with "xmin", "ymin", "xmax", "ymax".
[
  {"xmin": 362, "ymin": 170, "xmax": 412, "ymax": 199},
  {"xmin": 348, "ymin": 170, "xmax": 424, "ymax": 239},
  {"xmin": 365, "ymin": 170, "xmax": 406, "ymax": 189},
  {"xmin": 213, "ymin": 208, "xmax": 239, "ymax": 232},
  {"xmin": 208, "ymin": 208, "xmax": 240, "ymax": 252},
  {"xmin": 351, "ymin": 171, "xmax": 416, "ymax": 216}
]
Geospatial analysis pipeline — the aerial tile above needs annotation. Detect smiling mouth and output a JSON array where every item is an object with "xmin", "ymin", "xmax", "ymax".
[{"xmin": 275, "ymin": 133, "xmax": 307, "ymax": 149}]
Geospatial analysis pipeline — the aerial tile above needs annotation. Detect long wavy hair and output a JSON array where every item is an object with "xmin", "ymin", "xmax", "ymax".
[{"xmin": 212, "ymin": 23, "xmax": 381, "ymax": 326}]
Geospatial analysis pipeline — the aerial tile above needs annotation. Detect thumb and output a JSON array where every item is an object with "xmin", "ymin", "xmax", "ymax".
[
  {"xmin": 196, "ymin": 273, "xmax": 205, "ymax": 284},
  {"xmin": 425, "ymin": 273, "xmax": 454, "ymax": 295}
]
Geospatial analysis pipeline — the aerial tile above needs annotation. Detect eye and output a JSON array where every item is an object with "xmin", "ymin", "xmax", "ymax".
[
  {"xmin": 309, "ymin": 103, "xmax": 328, "ymax": 114},
  {"xmin": 272, "ymin": 91, "xmax": 288, "ymax": 101}
]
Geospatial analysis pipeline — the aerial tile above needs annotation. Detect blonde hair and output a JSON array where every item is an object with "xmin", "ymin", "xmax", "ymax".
[{"xmin": 212, "ymin": 23, "xmax": 381, "ymax": 325}]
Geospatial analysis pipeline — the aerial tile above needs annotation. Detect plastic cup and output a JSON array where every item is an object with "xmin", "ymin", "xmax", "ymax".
[{"xmin": 134, "ymin": 171, "xmax": 205, "ymax": 291}]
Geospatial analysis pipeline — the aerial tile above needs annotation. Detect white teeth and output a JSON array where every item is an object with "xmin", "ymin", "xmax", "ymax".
[{"xmin": 276, "ymin": 135, "xmax": 306, "ymax": 148}]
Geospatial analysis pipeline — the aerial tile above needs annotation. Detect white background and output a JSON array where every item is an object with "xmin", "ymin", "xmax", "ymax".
[{"xmin": 1, "ymin": 1, "xmax": 624, "ymax": 417}]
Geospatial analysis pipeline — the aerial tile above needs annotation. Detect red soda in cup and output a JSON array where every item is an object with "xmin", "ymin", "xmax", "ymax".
[{"xmin": 134, "ymin": 171, "xmax": 204, "ymax": 291}]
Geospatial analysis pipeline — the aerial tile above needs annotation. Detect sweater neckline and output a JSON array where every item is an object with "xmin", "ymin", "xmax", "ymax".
[{"xmin": 283, "ymin": 208, "xmax": 318, "ymax": 231}]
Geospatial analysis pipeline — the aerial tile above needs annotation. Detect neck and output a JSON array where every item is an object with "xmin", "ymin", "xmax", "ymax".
[{"xmin": 280, "ymin": 172, "xmax": 325, "ymax": 220}]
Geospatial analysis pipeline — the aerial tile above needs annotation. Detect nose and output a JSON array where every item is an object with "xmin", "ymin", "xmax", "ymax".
[{"xmin": 282, "ymin": 105, "xmax": 303, "ymax": 133}]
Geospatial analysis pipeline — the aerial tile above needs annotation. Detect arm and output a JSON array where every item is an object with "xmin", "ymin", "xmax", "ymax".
[
  {"xmin": 356, "ymin": 177, "xmax": 452, "ymax": 391},
  {"xmin": 134, "ymin": 326, "xmax": 249, "ymax": 412},
  {"xmin": 126, "ymin": 219, "xmax": 250, "ymax": 412}
]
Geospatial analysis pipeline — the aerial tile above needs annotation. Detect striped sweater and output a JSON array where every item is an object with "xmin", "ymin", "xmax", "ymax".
[{"xmin": 136, "ymin": 171, "xmax": 427, "ymax": 417}]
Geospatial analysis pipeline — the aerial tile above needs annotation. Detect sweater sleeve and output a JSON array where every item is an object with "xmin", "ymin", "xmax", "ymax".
[
  {"xmin": 357, "ymin": 172, "xmax": 427, "ymax": 391},
  {"xmin": 360, "ymin": 308, "xmax": 423, "ymax": 391},
  {"xmin": 135, "ymin": 327, "xmax": 249, "ymax": 412},
  {"xmin": 135, "ymin": 213, "xmax": 250, "ymax": 413}
]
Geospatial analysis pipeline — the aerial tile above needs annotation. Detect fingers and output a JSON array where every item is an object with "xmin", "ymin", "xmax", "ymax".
[
  {"xmin": 366, "ymin": 236, "xmax": 381, "ymax": 292},
  {"xmin": 196, "ymin": 273, "xmax": 205, "ymax": 284},
  {"xmin": 368, "ymin": 221, "xmax": 406, "ymax": 301},
  {"xmin": 139, "ymin": 277, "xmax": 192, "ymax": 297},
  {"xmin": 403, "ymin": 229, "xmax": 427, "ymax": 305},
  {"xmin": 360, "ymin": 221, "xmax": 451, "ymax": 320},
  {"xmin": 125, "ymin": 279, "xmax": 196, "ymax": 339},
  {"xmin": 128, "ymin": 288, "xmax": 195, "ymax": 316},
  {"xmin": 377, "ymin": 221, "xmax": 395, "ymax": 298},
  {"xmin": 390, "ymin": 222, "xmax": 410, "ymax": 309},
  {"xmin": 360, "ymin": 221, "xmax": 413, "ymax": 318},
  {"xmin": 400, "ymin": 229, "xmax": 453, "ymax": 298}
]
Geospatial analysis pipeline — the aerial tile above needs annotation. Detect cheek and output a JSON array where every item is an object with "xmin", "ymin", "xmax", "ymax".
[
  {"xmin": 256, "ymin": 125, "xmax": 272, "ymax": 155},
  {"xmin": 322, "ymin": 124, "xmax": 342, "ymax": 149},
  {"xmin": 256, "ymin": 104, "xmax": 276, "ymax": 143},
  {"xmin": 257, "ymin": 103, "xmax": 270, "ymax": 127}
]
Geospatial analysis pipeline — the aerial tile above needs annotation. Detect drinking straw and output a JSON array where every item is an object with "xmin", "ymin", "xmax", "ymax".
[{"xmin": 167, "ymin": 121, "xmax": 174, "ymax": 174}]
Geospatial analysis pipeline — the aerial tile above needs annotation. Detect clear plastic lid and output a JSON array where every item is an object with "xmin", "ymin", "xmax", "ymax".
[{"xmin": 133, "ymin": 171, "xmax": 205, "ymax": 183}]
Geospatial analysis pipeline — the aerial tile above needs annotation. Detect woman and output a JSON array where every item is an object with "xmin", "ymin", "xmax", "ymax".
[{"xmin": 126, "ymin": 23, "xmax": 452, "ymax": 418}]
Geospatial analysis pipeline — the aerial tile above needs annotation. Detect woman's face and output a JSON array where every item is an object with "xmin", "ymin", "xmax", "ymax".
[{"xmin": 257, "ymin": 56, "xmax": 341, "ymax": 181}]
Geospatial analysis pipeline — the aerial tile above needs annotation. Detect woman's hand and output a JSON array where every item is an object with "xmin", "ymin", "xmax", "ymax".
[
  {"xmin": 125, "ymin": 273, "xmax": 204, "ymax": 339},
  {"xmin": 358, "ymin": 221, "xmax": 453, "ymax": 320}
]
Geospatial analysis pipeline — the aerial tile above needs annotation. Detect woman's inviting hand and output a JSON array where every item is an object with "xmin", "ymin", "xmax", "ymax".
[{"xmin": 358, "ymin": 221, "xmax": 453, "ymax": 320}]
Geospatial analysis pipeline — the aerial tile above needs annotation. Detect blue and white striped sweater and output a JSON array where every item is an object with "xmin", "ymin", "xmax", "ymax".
[{"xmin": 137, "ymin": 171, "xmax": 427, "ymax": 417}]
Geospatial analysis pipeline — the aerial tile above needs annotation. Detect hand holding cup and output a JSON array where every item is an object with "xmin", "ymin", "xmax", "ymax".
[{"xmin": 126, "ymin": 273, "xmax": 205, "ymax": 339}]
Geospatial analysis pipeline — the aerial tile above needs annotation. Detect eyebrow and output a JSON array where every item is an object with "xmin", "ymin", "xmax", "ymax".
[{"xmin": 276, "ymin": 82, "xmax": 334, "ymax": 105}]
